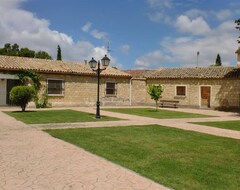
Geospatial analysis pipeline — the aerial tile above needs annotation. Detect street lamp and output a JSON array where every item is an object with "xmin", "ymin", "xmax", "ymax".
[{"xmin": 89, "ymin": 55, "xmax": 110, "ymax": 118}]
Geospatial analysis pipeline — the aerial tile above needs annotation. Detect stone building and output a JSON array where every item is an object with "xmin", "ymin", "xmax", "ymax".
[
  {"xmin": 0, "ymin": 55, "xmax": 131, "ymax": 107},
  {"xmin": 145, "ymin": 67, "xmax": 240, "ymax": 109},
  {"xmin": 1, "ymin": 54, "xmax": 240, "ymax": 110}
]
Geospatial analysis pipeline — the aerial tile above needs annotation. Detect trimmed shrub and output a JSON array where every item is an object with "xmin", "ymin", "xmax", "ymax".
[{"xmin": 10, "ymin": 86, "xmax": 35, "ymax": 112}]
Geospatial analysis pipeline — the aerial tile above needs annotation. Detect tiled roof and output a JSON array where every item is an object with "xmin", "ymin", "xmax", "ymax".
[
  {"xmin": 144, "ymin": 67, "xmax": 240, "ymax": 79},
  {"xmin": 0, "ymin": 55, "xmax": 131, "ymax": 78},
  {"xmin": 124, "ymin": 70, "xmax": 150, "ymax": 78}
]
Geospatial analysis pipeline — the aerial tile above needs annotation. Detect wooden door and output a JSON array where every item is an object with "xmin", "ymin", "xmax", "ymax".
[{"xmin": 201, "ymin": 86, "xmax": 210, "ymax": 108}]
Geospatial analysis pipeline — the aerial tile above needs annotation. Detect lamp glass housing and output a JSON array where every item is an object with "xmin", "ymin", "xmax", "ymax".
[
  {"xmin": 101, "ymin": 55, "xmax": 110, "ymax": 67},
  {"xmin": 89, "ymin": 57, "xmax": 97, "ymax": 69}
]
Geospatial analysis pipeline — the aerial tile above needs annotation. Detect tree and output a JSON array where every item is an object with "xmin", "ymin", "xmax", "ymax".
[
  {"xmin": 147, "ymin": 84, "xmax": 163, "ymax": 111},
  {"xmin": 35, "ymin": 51, "xmax": 52, "ymax": 59},
  {"xmin": 215, "ymin": 54, "xmax": 222, "ymax": 66},
  {"xmin": 0, "ymin": 43, "xmax": 52, "ymax": 59},
  {"xmin": 57, "ymin": 45, "xmax": 62, "ymax": 60},
  {"xmin": 235, "ymin": 18, "xmax": 240, "ymax": 44},
  {"xmin": 10, "ymin": 86, "xmax": 35, "ymax": 112},
  {"xmin": 0, "ymin": 43, "xmax": 19, "ymax": 56},
  {"xmin": 19, "ymin": 48, "xmax": 35, "ymax": 58}
]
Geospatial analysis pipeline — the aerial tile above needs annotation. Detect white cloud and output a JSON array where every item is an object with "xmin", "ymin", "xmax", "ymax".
[
  {"xmin": 175, "ymin": 15, "xmax": 211, "ymax": 35},
  {"xmin": 148, "ymin": 11, "xmax": 171, "ymax": 23},
  {"xmin": 146, "ymin": 0, "xmax": 173, "ymax": 23},
  {"xmin": 119, "ymin": 44, "xmax": 130, "ymax": 54},
  {"xmin": 90, "ymin": 29, "xmax": 107, "ymax": 40},
  {"xmin": 135, "ymin": 20, "xmax": 238, "ymax": 68},
  {"xmin": 185, "ymin": 9, "xmax": 208, "ymax": 19},
  {"xmin": 135, "ymin": 50, "xmax": 171, "ymax": 68},
  {"xmin": 215, "ymin": 10, "xmax": 233, "ymax": 21},
  {"xmin": 0, "ymin": 0, "xmax": 26, "ymax": 9},
  {"xmin": 147, "ymin": 0, "xmax": 172, "ymax": 9},
  {"xmin": 0, "ymin": 0, "xmax": 121, "ymax": 68},
  {"xmin": 82, "ymin": 22, "xmax": 92, "ymax": 32}
]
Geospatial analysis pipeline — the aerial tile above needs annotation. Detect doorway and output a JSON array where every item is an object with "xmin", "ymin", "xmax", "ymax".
[
  {"xmin": 200, "ymin": 86, "xmax": 211, "ymax": 108},
  {"xmin": 6, "ymin": 79, "xmax": 20, "ymax": 105}
]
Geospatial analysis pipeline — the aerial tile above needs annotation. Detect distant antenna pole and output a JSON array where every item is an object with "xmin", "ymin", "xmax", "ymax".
[
  {"xmin": 106, "ymin": 41, "xmax": 111, "ymax": 54},
  {"xmin": 197, "ymin": 51, "xmax": 200, "ymax": 67}
]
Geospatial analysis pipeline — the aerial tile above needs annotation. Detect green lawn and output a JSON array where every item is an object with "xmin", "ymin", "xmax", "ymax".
[
  {"xmin": 193, "ymin": 120, "xmax": 240, "ymax": 131},
  {"xmin": 45, "ymin": 125, "xmax": 240, "ymax": 190},
  {"xmin": 104, "ymin": 108, "xmax": 213, "ymax": 119},
  {"xmin": 4, "ymin": 109, "xmax": 120, "ymax": 124}
]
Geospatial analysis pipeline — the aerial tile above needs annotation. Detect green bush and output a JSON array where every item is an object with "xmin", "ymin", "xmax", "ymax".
[
  {"xmin": 10, "ymin": 86, "xmax": 35, "ymax": 112},
  {"xmin": 147, "ymin": 84, "xmax": 163, "ymax": 111}
]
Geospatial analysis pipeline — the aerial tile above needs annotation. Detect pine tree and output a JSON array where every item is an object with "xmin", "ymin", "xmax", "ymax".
[
  {"xmin": 57, "ymin": 45, "xmax": 62, "ymax": 60},
  {"xmin": 215, "ymin": 54, "xmax": 222, "ymax": 66}
]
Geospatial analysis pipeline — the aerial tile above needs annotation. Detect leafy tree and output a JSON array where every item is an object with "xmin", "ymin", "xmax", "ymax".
[
  {"xmin": 35, "ymin": 51, "xmax": 52, "ymax": 59},
  {"xmin": 10, "ymin": 86, "xmax": 35, "ymax": 112},
  {"xmin": 57, "ymin": 45, "xmax": 62, "ymax": 60},
  {"xmin": 0, "ymin": 43, "xmax": 19, "ymax": 56},
  {"xmin": 19, "ymin": 48, "xmax": 35, "ymax": 58},
  {"xmin": 235, "ymin": 18, "xmax": 240, "ymax": 44},
  {"xmin": 215, "ymin": 54, "xmax": 222, "ymax": 66},
  {"xmin": 147, "ymin": 84, "xmax": 163, "ymax": 111},
  {"xmin": 12, "ymin": 43, "xmax": 20, "ymax": 54},
  {"xmin": 0, "ymin": 43, "xmax": 52, "ymax": 59}
]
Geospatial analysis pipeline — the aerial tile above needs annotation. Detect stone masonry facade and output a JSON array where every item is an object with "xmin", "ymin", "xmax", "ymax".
[
  {"xmin": 133, "ymin": 78, "xmax": 240, "ymax": 109},
  {"xmin": 40, "ymin": 74, "xmax": 131, "ymax": 107}
]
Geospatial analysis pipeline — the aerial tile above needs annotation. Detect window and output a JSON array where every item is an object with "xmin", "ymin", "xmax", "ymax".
[
  {"xmin": 106, "ymin": 82, "xmax": 116, "ymax": 96},
  {"xmin": 176, "ymin": 86, "xmax": 186, "ymax": 96},
  {"xmin": 47, "ymin": 79, "xmax": 64, "ymax": 95}
]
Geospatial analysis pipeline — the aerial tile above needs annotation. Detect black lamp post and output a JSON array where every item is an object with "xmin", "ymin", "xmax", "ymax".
[{"xmin": 89, "ymin": 55, "xmax": 110, "ymax": 118}]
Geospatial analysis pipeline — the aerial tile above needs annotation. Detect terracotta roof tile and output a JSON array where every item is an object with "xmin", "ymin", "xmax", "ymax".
[
  {"xmin": 124, "ymin": 70, "xmax": 149, "ymax": 78},
  {"xmin": 0, "ymin": 55, "xmax": 131, "ymax": 77},
  {"xmin": 144, "ymin": 67, "xmax": 240, "ymax": 79}
]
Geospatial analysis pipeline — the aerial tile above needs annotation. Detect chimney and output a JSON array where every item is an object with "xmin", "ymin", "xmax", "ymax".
[{"xmin": 236, "ymin": 47, "xmax": 240, "ymax": 67}]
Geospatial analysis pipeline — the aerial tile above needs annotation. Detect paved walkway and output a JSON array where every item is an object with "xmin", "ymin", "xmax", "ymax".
[
  {"xmin": 1, "ymin": 107, "xmax": 240, "ymax": 190},
  {"xmin": 34, "ymin": 107, "xmax": 240, "ymax": 139},
  {"xmin": 0, "ymin": 108, "xmax": 169, "ymax": 190}
]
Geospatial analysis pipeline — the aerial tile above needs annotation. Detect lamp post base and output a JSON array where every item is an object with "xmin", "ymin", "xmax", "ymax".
[{"xmin": 96, "ymin": 101, "xmax": 101, "ymax": 119}]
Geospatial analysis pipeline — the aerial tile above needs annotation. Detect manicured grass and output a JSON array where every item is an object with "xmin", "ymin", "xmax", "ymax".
[
  {"xmin": 4, "ymin": 109, "xmax": 120, "ymax": 124},
  {"xmin": 104, "ymin": 108, "xmax": 213, "ymax": 119},
  {"xmin": 193, "ymin": 120, "xmax": 240, "ymax": 131},
  {"xmin": 45, "ymin": 125, "xmax": 240, "ymax": 190}
]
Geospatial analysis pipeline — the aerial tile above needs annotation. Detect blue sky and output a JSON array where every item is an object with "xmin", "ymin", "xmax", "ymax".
[{"xmin": 0, "ymin": 0, "xmax": 239, "ymax": 69}]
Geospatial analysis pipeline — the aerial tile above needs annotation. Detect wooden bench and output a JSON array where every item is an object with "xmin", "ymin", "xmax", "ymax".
[{"xmin": 159, "ymin": 100, "xmax": 180, "ymax": 108}]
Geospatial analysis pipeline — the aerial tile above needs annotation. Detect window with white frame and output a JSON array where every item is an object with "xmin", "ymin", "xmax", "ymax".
[
  {"xmin": 105, "ymin": 82, "xmax": 116, "ymax": 96},
  {"xmin": 47, "ymin": 79, "xmax": 64, "ymax": 95},
  {"xmin": 176, "ymin": 85, "xmax": 186, "ymax": 96}
]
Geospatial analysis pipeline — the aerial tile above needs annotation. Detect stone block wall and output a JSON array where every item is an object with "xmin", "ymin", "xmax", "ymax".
[
  {"xmin": 148, "ymin": 79, "xmax": 240, "ymax": 109},
  {"xmin": 130, "ymin": 78, "xmax": 240, "ymax": 109},
  {"xmin": 40, "ymin": 74, "xmax": 130, "ymax": 107},
  {"xmin": 130, "ymin": 79, "xmax": 147, "ymax": 105}
]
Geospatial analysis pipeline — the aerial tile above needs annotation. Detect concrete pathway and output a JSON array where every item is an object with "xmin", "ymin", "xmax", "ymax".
[
  {"xmin": 1, "ymin": 106, "xmax": 240, "ymax": 190},
  {"xmin": 0, "ymin": 109, "xmax": 168, "ymax": 190},
  {"xmin": 34, "ymin": 107, "xmax": 240, "ymax": 139}
]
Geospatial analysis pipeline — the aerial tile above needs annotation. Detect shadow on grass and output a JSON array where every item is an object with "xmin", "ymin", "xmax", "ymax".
[{"xmin": 11, "ymin": 111, "xmax": 37, "ymax": 113}]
